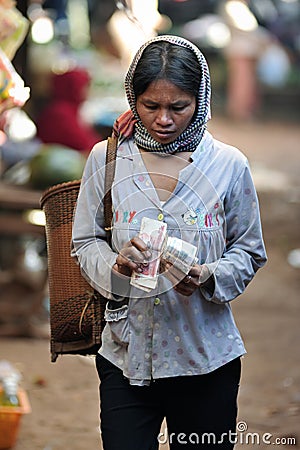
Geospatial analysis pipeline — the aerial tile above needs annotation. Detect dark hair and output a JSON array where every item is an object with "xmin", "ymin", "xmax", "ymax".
[{"xmin": 132, "ymin": 41, "xmax": 202, "ymax": 99}]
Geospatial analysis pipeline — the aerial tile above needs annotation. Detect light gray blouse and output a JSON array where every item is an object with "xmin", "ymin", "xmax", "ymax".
[{"xmin": 72, "ymin": 131, "xmax": 267, "ymax": 386}]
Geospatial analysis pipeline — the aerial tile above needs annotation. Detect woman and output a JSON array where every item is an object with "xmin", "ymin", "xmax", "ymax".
[{"xmin": 72, "ymin": 35, "xmax": 267, "ymax": 449}]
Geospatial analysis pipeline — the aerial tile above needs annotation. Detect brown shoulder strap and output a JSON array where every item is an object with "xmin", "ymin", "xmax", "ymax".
[{"xmin": 103, "ymin": 136, "xmax": 118, "ymax": 245}]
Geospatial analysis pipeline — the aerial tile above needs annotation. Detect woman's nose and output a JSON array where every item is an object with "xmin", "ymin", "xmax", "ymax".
[{"xmin": 155, "ymin": 109, "xmax": 172, "ymax": 126}]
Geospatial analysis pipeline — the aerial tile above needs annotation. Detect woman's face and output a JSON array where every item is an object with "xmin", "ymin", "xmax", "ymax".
[{"xmin": 136, "ymin": 79, "xmax": 196, "ymax": 144}]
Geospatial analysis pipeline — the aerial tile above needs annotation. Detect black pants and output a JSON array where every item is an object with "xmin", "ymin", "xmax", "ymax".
[{"xmin": 96, "ymin": 354, "xmax": 241, "ymax": 450}]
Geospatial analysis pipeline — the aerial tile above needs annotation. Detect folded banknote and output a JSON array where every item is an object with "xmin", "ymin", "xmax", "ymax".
[{"xmin": 130, "ymin": 217, "xmax": 167, "ymax": 292}]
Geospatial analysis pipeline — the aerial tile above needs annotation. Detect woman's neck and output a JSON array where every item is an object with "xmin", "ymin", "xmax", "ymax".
[{"xmin": 139, "ymin": 148, "xmax": 192, "ymax": 201}]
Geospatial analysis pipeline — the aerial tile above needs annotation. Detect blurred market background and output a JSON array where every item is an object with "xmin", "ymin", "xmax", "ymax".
[
  {"xmin": 0, "ymin": 0, "xmax": 299, "ymax": 337},
  {"xmin": 0, "ymin": 1, "xmax": 300, "ymax": 449}
]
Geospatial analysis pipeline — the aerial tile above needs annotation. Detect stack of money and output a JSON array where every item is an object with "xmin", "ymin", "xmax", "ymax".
[
  {"xmin": 131, "ymin": 218, "xmax": 199, "ymax": 292},
  {"xmin": 130, "ymin": 217, "xmax": 167, "ymax": 292},
  {"xmin": 162, "ymin": 237, "xmax": 198, "ymax": 275}
]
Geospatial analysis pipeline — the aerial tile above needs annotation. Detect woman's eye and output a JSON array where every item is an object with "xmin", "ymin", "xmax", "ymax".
[
  {"xmin": 172, "ymin": 105, "xmax": 185, "ymax": 112},
  {"xmin": 145, "ymin": 105, "xmax": 157, "ymax": 110}
]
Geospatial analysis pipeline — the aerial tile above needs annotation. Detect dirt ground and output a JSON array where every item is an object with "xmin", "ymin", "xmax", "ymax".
[{"xmin": 1, "ymin": 116, "xmax": 300, "ymax": 450}]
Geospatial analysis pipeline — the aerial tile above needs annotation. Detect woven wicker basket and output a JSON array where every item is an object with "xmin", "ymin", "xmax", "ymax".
[{"xmin": 40, "ymin": 180, "xmax": 106, "ymax": 362}]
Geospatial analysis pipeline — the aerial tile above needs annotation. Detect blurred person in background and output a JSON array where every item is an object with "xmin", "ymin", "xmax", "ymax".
[
  {"xmin": 223, "ymin": 25, "xmax": 269, "ymax": 120},
  {"xmin": 36, "ymin": 68, "xmax": 101, "ymax": 154},
  {"xmin": 219, "ymin": 0, "xmax": 271, "ymax": 120}
]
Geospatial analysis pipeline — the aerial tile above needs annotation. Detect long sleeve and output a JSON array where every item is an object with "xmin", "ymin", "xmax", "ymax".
[
  {"xmin": 71, "ymin": 140, "xmax": 118, "ymax": 300},
  {"xmin": 202, "ymin": 162, "xmax": 267, "ymax": 303}
]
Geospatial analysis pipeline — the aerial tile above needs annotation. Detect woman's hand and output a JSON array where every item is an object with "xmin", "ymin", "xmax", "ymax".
[
  {"xmin": 113, "ymin": 236, "xmax": 152, "ymax": 278},
  {"xmin": 162, "ymin": 262, "xmax": 210, "ymax": 296}
]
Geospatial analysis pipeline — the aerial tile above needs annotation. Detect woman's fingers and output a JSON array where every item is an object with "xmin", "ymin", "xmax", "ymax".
[
  {"xmin": 115, "ymin": 236, "xmax": 152, "ymax": 275},
  {"xmin": 162, "ymin": 261, "xmax": 185, "ymax": 283},
  {"xmin": 130, "ymin": 236, "xmax": 152, "ymax": 258},
  {"xmin": 162, "ymin": 262, "xmax": 204, "ymax": 296},
  {"xmin": 122, "ymin": 238, "xmax": 151, "ymax": 264}
]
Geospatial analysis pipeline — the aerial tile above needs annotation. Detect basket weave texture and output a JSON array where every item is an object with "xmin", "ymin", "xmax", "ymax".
[{"xmin": 41, "ymin": 180, "xmax": 106, "ymax": 362}]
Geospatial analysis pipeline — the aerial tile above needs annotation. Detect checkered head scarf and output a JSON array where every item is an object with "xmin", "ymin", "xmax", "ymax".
[{"xmin": 124, "ymin": 35, "xmax": 211, "ymax": 154}]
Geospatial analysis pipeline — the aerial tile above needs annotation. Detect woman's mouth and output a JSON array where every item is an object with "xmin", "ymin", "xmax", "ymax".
[{"xmin": 152, "ymin": 130, "xmax": 175, "ymax": 141}]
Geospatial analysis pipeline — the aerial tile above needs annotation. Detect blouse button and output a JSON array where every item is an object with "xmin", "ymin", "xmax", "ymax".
[
  {"xmin": 154, "ymin": 297, "xmax": 161, "ymax": 306},
  {"xmin": 157, "ymin": 213, "xmax": 164, "ymax": 221}
]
